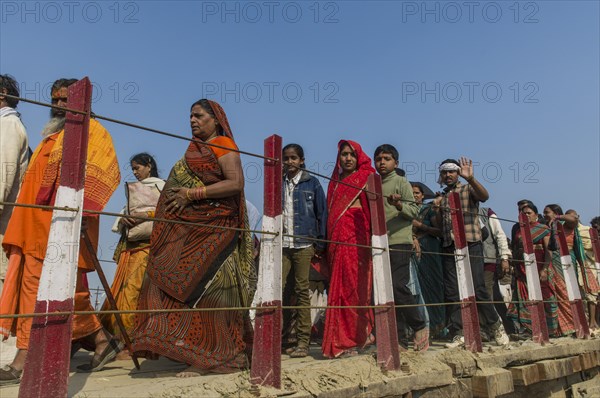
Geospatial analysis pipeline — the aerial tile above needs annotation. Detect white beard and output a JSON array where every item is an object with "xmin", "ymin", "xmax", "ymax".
[{"xmin": 41, "ymin": 117, "xmax": 66, "ymax": 138}]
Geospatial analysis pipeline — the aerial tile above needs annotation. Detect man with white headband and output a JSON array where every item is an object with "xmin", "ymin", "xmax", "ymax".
[{"xmin": 434, "ymin": 158, "xmax": 509, "ymax": 348}]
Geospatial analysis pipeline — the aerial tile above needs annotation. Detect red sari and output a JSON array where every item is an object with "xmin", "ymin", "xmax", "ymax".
[{"xmin": 322, "ymin": 140, "xmax": 375, "ymax": 358}]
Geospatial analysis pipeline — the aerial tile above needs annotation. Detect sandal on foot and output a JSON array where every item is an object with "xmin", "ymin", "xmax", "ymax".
[
  {"xmin": 76, "ymin": 338, "xmax": 124, "ymax": 373},
  {"xmin": 414, "ymin": 328, "xmax": 430, "ymax": 352},
  {"xmin": 289, "ymin": 346, "xmax": 309, "ymax": 358},
  {"xmin": 0, "ymin": 365, "xmax": 22, "ymax": 386}
]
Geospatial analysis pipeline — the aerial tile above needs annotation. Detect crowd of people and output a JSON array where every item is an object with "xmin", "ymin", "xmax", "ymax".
[{"xmin": 0, "ymin": 76, "xmax": 598, "ymax": 385}]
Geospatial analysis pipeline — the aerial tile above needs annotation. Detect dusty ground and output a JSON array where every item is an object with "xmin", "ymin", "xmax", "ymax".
[
  {"xmin": 0, "ymin": 340, "xmax": 451, "ymax": 398},
  {"xmin": 0, "ymin": 337, "xmax": 598, "ymax": 397}
]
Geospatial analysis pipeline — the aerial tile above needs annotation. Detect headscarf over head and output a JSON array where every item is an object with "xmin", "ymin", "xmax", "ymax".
[
  {"xmin": 326, "ymin": 140, "xmax": 375, "ymax": 235},
  {"xmin": 148, "ymin": 99, "xmax": 254, "ymax": 302},
  {"xmin": 206, "ymin": 100, "xmax": 233, "ymax": 139},
  {"xmin": 194, "ymin": 99, "xmax": 247, "ymax": 231}
]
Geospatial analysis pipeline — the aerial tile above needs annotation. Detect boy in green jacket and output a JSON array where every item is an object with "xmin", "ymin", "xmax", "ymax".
[{"xmin": 374, "ymin": 144, "xmax": 429, "ymax": 351}]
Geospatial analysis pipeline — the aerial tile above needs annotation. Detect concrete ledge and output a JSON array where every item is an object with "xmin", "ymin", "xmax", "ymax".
[
  {"xmin": 509, "ymin": 363, "xmax": 540, "ymax": 386},
  {"xmin": 0, "ymin": 337, "xmax": 597, "ymax": 397},
  {"xmin": 474, "ymin": 338, "xmax": 600, "ymax": 369},
  {"xmin": 537, "ymin": 357, "xmax": 574, "ymax": 380},
  {"xmin": 471, "ymin": 368, "xmax": 513, "ymax": 398},
  {"xmin": 436, "ymin": 349, "xmax": 478, "ymax": 377}
]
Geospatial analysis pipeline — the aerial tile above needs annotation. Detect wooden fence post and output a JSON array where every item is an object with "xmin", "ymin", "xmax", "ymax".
[
  {"xmin": 366, "ymin": 173, "xmax": 400, "ymax": 370},
  {"xmin": 448, "ymin": 192, "xmax": 482, "ymax": 352},
  {"xmin": 250, "ymin": 134, "xmax": 283, "ymax": 388},
  {"xmin": 19, "ymin": 78, "xmax": 92, "ymax": 398},
  {"xmin": 518, "ymin": 212, "xmax": 549, "ymax": 344},
  {"xmin": 555, "ymin": 222, "xmax": 590, "ymax": 339}
]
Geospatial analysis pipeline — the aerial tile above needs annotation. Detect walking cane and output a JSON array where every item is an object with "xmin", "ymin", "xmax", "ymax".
[{"xmin": 82, "ymin": 229, "xmax": 141, "ymax": 370}]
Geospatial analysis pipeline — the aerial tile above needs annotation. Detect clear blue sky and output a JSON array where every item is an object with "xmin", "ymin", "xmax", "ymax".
[{"xmin": 2, "ymin": 1, "xmax": 599, "ymax": 290}]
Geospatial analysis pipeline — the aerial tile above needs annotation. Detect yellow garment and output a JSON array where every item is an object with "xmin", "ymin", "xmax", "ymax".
[
  {"xmin": 36, "ymin": 118, "xmax": 121, "ymax": 213},
  {"xmin": 101, "ymin": 242, "xmax": 150, "ymax": 337}
]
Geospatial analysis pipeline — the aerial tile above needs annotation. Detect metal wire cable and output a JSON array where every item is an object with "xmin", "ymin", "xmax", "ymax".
[
  {"xmin": 0, "ymin": 200, "xmax": 78, "ymax": 213},
  {"xmin": 91, "ymin": 112, "xmax": 277, "ymax": 161},
  {"xmin": 5, "ymin": 94, "xmax": 598, "ymax": 262},
  {"xmin": 3, "ymin": 94, "xmax": 277, "ymax": 161},
  {"xmin": 87, "ymin": 209, "xmax": 278, "ymax": 236},
  {"xmin": 9, "ymin": 94, "xmax": 597, "ymax": 233},
  {"xmin": 2, "ymin": 199, "xmax": 599, "ymax": 270},
  {"xmin": 1, "ymin": 297, "xmax": 597, "ymax": 319}
]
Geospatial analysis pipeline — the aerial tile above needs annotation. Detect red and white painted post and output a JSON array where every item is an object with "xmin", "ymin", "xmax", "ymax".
[
  {"xmin": 590, "ymin": 228, "xmax": 600, "ymax": 286},
  {"xmin": 251, "ymin": 134, "xmax": 283, "ymax": 388},
  {"xmin": 448, "ymin": 192, "xmax": 482, "ymax": 353},
  {"xmin": 555, "ymin": 222, "xmax": 590, "ymax": 339},
  {"xmin": 366, "ymin": 173, "xmax": 400, "ymax": 370},
  {"xmin": 518, "ymin": 212, "xmax": 549, "ymax": 344},
  {"xmin": 19, "ymin": 78, "xmax": 92, "ymax": 398}
]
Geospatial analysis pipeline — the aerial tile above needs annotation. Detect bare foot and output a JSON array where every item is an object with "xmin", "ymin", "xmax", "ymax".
[
  {"xmin": 176, "ymin": 366, "xmax": 207, "ymax": 378},
  {"xmin": 9, "ymin": 349, "xmax": 28, "ymax": 372},
  {"xmin": 115, "ymin": 350, "xmax": 131, "ymax": 361}
]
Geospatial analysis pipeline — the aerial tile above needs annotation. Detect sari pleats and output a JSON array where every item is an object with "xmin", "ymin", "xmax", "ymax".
[
  {"xmin": 322, "ymin": 207, "xmax": 373, "ymax": 358},
  {"xmin": 132, "ymin": 134, "xmax": 256, "ymax": 371}
]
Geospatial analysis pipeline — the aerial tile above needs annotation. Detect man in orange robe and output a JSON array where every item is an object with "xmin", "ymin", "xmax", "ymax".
[{"xmin": 0, "ymin": 79, "xmax": 121, "ymax": 385}]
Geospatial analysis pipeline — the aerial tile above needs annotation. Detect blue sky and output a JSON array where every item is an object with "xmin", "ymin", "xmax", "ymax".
[{"xmin": 1, "ymin": 1, "xmax": 598, "ymax": 289}]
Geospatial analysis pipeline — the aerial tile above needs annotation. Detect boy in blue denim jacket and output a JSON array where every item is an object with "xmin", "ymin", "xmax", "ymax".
[{"xmin": 281, "ymin": 144, "xmax": 327, "ymax": 357}]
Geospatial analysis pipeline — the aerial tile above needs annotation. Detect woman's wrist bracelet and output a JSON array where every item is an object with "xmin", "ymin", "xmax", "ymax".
[
  {"xmin": 186, "ymin": 187, "xmax": 207, "ymax": 201},
  {"xmin": 191, "ymin": 186, "xmax": 207, "ymax": 200}
]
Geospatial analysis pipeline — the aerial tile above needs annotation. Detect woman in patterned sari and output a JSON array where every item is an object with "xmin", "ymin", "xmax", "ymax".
[
  {"xmin": 543, "ymin": 204, "xmax": 576, "ymax": 336},
  {"xmin": 132, "ymin": 99, "xmax": 256, "ymax": 377},
  {"xmin": 507, "ymin": 203, "xmax": 559, "ymax": 337},
  {"xmin": 567, "ymin": 209, "xmax": 600, "ymax": 330},
  {"xmin": 322, "ymin": 140, "xmax": 375, "ymax": 358}
]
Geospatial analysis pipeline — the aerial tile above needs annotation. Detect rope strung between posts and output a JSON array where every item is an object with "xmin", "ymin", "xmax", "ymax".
[
  {"xmin": 1, "ymin": 200, "xmax": 598, "ymax": 268},
  {"xmin": 1, "ymin": 297, "xmax": 597, "ymax": 319},
  {"xmin": 4, "ymin": 94, "xmax": 598, "ymax": 267},
  {"xmin": 3, "ymin": 94, "xmax": 276, "ymax": 161},
  {"xmin": 10, "ymin": 93, "xmax": 592, "ymax": 232},
  {"xmin": 7, "ymin": 92, "xmax": 596, "ymax": 239}
]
